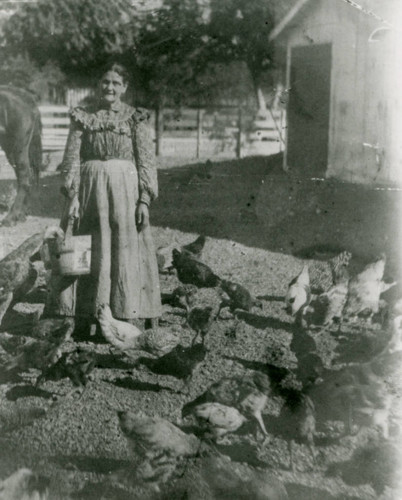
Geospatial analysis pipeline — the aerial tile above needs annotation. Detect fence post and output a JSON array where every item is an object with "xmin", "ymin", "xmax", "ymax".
[
  {"xmin": 236, "ymin": 106, "xmax": 242, "ymax": 159},
  {"xmin": 196, "ymin": 108, "xmax": 204, "ymax": 158},
  {"xmin": 155, "ymin": 103, "xmax": 164, "ymax": 156}
]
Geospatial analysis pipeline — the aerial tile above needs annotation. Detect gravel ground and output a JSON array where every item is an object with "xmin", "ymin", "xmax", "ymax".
[{"xmin": 0, "ymin": 153, "xmax": 401, "ymax": 499}]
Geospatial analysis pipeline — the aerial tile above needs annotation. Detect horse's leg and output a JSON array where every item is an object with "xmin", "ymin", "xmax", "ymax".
[{"xmin": 2, "ymin": 147, "xmax": 31, "ymax": 226}]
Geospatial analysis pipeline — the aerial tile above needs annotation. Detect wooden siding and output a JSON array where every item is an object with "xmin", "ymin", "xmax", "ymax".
[{"xmin": 279, "ymin": 0, "xmax": 402, "ymax": 185}]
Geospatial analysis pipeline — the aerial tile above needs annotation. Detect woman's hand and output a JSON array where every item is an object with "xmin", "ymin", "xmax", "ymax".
[
  {"xmin": 136, "ymin": 202, "xmax": 149, "ymax": 232},
  {"xmin": 68, "ymin": 195, "xmax": 80, "ymax": 219}
]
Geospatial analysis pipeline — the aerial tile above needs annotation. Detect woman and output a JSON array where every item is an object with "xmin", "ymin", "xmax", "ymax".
[{"xmin": 50, "ymin": 62, "xmax": 162, "ymax": 329}]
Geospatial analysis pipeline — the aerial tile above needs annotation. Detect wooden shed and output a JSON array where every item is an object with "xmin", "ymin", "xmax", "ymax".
[{"xmin": 270, "ymin": 0, "xmax": 402, "ymax": 186}]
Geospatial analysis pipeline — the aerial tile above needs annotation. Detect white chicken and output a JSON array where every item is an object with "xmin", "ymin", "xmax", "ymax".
[
  {"xmin": 343, "ymin": 254, "xmax": 396, "ymax": 321},
  {"xmin": 96, "ymin": 303, "xmax": 145, "ymax": 351},
  {"xmin": 285, "ymin": 265, "xmax": 311, "ymax": 317},
  {"xmin": 190, "ymin": 402, "xmax": 247, "ymax": 442},
  {"xmin": 0, "ymin": 468, "xmax": 49, "ymax": 500}
]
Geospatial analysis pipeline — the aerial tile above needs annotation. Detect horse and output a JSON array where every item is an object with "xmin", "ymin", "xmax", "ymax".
[{"xmin": 0, "ymin": 85, "xmax": 43, "ymax": 226}]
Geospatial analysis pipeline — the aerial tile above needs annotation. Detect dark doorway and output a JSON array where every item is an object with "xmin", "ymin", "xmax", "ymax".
[{"xmin": 286, "ymin": 43, "xmax": 332, "ymax": 177}]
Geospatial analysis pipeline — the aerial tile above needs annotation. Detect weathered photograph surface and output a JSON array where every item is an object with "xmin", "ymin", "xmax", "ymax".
[{"xmin": 0, "ymin": 0, "xmax": 401, "ymax": 498}]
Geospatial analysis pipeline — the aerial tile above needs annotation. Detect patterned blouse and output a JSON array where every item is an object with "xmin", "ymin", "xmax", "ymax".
[{"xmin": 60, "ymin": 100, "xmax": 157, "ymax": 206}]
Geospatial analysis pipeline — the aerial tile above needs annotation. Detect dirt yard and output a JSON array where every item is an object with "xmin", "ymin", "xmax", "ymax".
[{"xmin": 0, "ymin": 153, "xmax": 401, "ymax": 499}]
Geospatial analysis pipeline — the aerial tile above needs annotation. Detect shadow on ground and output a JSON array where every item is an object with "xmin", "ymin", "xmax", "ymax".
[{"xmin": 1, "ymin": 153, "xmax": 401, "ymax": 278}]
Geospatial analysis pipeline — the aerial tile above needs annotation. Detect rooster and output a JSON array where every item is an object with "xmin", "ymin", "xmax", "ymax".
[
  {"xmin": 172, "ymin": 249, "xmax": 221, "ymax": 288},
  {"xmin": 343, "ymin": 254, "xmax": 396, "ymax": 322},
  {"xmin": 96, "ymin": 303, "xmax": 145, "ymax": 351}
]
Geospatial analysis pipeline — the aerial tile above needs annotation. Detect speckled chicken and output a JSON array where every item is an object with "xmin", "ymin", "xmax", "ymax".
[
  {"xmin": 182, "ymin": 372, "xmax": 271, "ymax": 438},
  {"xmin": 308, "ymin": 250, "xmax": 352, "ymax": 294},
  {"xmin": 305, "ymin": 266, "xmax": 349, "ymax": 327},
  {"xmin": 219, "ymin": 279, "xmax": 262, "ymax": 315},
  {"xmin": 0, "ymin": 232, "xmax": 43, "ymax": 324},
  {"xmin": 141, "ymin": 325, "xmax": 181, "ymax": 357},
  {"xmin": 35, "ymin": 348, "xmax": 97, "ymax": 392},
  {"xmin": 343, "ymin": 254, "xmax": 396, "ymax": 321},
  {"xmin": 0, "ymin": 468, "xmax": 49, "ymax": 500},
  {"xmin": 96, "ymin": 303, "xmax": 145, "ymax": 351},
  {"xmin": 172, "ymin": 249, "xmax": 221, "ymax": 288},
  {"xmin": 136, "ymin": 343, "xmax": 207, "ymax": 391},
  {"xmin": 161, "ymin": 284, "xmax": 197, "ymax": 310},
  {"xmin": 118, "ymin": 410, "xmax": 201, "ymax": 485}
]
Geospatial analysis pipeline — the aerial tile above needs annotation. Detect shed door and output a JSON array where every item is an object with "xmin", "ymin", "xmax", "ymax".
[{"xmin": 286, "ymin": 43, "xmax": 332, "ymax": 177}]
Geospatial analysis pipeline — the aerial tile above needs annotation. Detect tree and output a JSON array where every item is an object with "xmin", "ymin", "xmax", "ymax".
[
  {"xmin": 1, "ymin": 0, "xmax": 138, "ymax": 83},
  {"xmin": 134, "ymin": 0, "xmax": 211, "ymax": 153},
  {"xmin": 207, "ymin": 0, "xmax": 296, "ymax": 117}
]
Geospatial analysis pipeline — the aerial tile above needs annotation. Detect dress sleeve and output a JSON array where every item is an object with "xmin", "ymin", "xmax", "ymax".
[
  {"xmin": 132, "ymin": 111, "xmax": 158, "ymax": 205},
  {"xmin": 59, "ymin": 112, "xmax": 83, "ymax": 196}
]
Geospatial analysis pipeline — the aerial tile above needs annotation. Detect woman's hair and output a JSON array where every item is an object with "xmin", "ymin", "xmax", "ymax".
[{"xmin": 99, "ymin": 61, "xmax": 130, "ymax": 85}]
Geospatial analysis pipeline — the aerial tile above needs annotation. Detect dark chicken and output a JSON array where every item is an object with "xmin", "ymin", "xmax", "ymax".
[
  {"xmin": 172, "ymin": 249, "xmax": 221, "ymax": 288},
  {"xmin": 219, "ymin": 279, "xmax": 262, "ymax": 315},
  {"xmin": 161, "ymin": 284, "xmax": 198, "ymax": 310},
  {"xmin": 182, "ymin": 235, "xmax": 206, "ymax": 259}
]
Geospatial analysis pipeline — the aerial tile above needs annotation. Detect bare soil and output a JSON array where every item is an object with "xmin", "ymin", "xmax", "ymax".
[{"xmin": 0, "ymin": 153, "xmax": 401, "ymax": 499}]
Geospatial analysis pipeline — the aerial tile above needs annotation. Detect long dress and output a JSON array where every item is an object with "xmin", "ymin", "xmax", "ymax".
[{"xmin": 47, "ymin": 100, "xmax": 162, "ymax": 320}]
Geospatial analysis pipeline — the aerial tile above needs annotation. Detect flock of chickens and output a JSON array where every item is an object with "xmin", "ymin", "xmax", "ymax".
[{"xmin": 0, "ymin": 228, "xmax": 401, "ymax": 498}]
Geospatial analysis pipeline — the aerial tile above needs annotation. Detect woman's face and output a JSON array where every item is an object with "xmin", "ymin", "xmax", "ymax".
[{"xmin": 99, "ymin": 70, "xmax": 127, "ymax": 105}]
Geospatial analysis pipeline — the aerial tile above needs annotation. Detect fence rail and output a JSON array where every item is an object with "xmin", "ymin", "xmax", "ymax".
[{"xmin": 40, "ymin": 105, "xmax": 70, "ymax": 151}]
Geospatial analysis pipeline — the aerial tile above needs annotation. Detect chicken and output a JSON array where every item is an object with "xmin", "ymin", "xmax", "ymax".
[
  {"xmin": 34, "ymin": 226, "xmax": 66, "ymax": 270},
  {"xmin": 141, "ymin": 325, "xmax": 181, "ymax": 357},
  {"xmin": 343, "ymin": 254, "xmax": 396, "ymax": 321},
  {"xmin": 0, "ymin": 468, "xmax": 49, "ymax": 500},
  {"xmin": 0, "ymin": 331, "xmax": 31, "ymax": 355},
  {"xmin": 305, "ymin": 267, "xmax": 349, "ymax": 328},
  {"xmin": 182, "ymin": 235, "xmax": 206, "ymax": 259},
  {"xmin": 219, "ymin": 279, "xmax": 262, "ymax": 315},
  {"xmin": 161, "ymin": 284, "xmax": 198, "ymax": 310},
  {"xmin": 3, "ymin": 320, "xmax": 71, "ymax": 374},
  {"xmin": 182, "ymin": 372, "xmax": 271, "ymax": 439},
  {"xmin": 277, "ymin": 390, "xmax": 316, "ymax": 472},
  {"xmin": 173, "ymin": 455, "xmax": 289, "ymax": 500},
  {"xmin": 172, "ymin": 249, "xmax": 221, "ymax": 288},
  {"xmin": 0, "ymin": 233, "xmax": 43, "ymax": 323},
  {"xmin": 118, "ymin": 410, "xmax": 201, "ymax": 485},
  {"xmin": 31, "ymin": 317, "xmax": 75, "ymax": 343},
  {"xmin": 96, "ymin": 303, "xmax": 145, "ymax": 351},
  {"xmin": 156, "ymin": 241, "xmax": 180, "ymax": 273},
  {"xmin": 190, "ymin": 402, "xmax": 247, "ymax": 442},
  {"xmin": 308, "ymin": 250, "xmax": 352, "ymax": 294},
  {"xmin": 136, "ymin": 343, "xmax": 207, "ymax": 391},
  {"xmin": 285, "ymin": 265, "xmax": 311, "ymax": 318},
  {"xmin": 36, "ymin": 349, "xmax": 97, "ymax": 395},
  {"xmin": 187, "ymin": 305, "xmax": 217, "ymax": 345}
]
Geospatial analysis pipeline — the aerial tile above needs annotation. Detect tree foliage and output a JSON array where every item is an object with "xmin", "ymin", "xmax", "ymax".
[{"xmin": 1, "ymin": 0, "xmax": 137, "ymax": 82}]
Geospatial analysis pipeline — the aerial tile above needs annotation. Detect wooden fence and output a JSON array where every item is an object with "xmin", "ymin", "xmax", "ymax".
[{"xmin": 38, "ymin": 105, "xmax": 286, "ymax": 156}]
